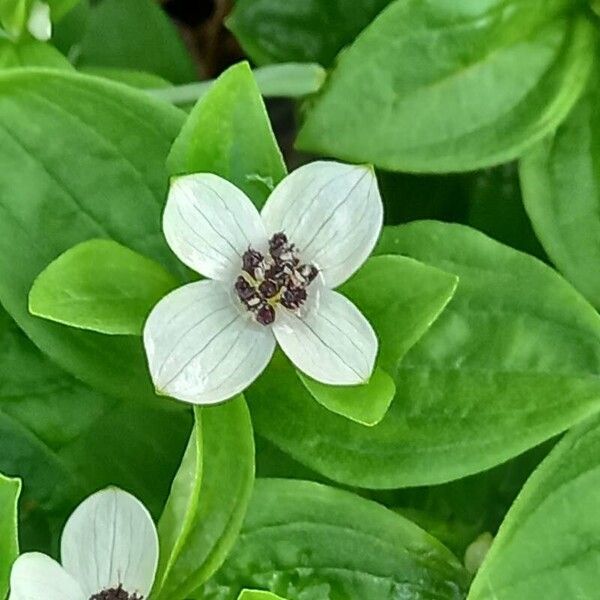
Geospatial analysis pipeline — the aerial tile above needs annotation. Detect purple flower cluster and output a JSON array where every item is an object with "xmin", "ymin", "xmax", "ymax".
[{"xmin": 234, "ymin": 232, "xmax": 319, "ymax": 325}]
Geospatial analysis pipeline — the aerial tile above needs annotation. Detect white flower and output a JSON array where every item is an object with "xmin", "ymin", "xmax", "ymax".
[
  {"xmin": 144, "ymin": 160, "xmax": 383, "ymax": 405},
  {"xmin": 9, "ymin": 489, "xmax": 158, "ymax": 600},
  {"xmin": 26, "ymin": 1, "xmax": 52, "ymax": 41}
]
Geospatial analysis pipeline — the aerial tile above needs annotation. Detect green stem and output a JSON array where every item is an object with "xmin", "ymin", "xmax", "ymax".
[{"xmin": 147, "ymin": 62, "xmax": 327, "ymax": 106}]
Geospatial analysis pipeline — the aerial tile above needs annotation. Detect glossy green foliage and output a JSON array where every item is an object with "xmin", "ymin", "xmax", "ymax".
[
  {"xmin": 247, "ymin": 222, "xmax": 600, "ymax": 487},
  {"xmin": 469, "ymin": 414, "xmax": 600, "ymax": 599},
  {"xmin": 0, "ymin": 69, "xmax": 185, "ymax": 403},
  {"xmin": 29, "ymin": 239, "xmax": 178, "ymax": 335},
  {"xmin": 155, "ymin": 399, "xmax": 255, "ymax": 600},
  {"xmin": 168, "ymin": 62, "xmax": 287, "ymax": 208},
  {"xmin": 228, "ymin": 0, "xmax": 390, "ymax": 67},
  {"xmin": 297, "ymin": 0, "xmax": 596, "ymax": 172},
  {"xmin": 521, "ymin": 64, "xmax": 600, "ymax": 308},
  {"xmin": 196, "ymin": 479, "xmax": 470, "ymax": 599}
]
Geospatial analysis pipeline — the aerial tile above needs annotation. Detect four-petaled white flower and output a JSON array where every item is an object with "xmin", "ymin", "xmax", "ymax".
[
  {"xmin": 10, "ymin": 489, "xmax": 158, "ymax": 600},
  {"xmin": 143, "ymin": 160, "xmax": 383, "ymax": 405}
]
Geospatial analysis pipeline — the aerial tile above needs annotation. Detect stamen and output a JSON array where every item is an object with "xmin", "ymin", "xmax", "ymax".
[
  {"xmin": 256, "ymin": 304, "xmax": 276, "ymax": 325},
  {"xmin": 258, "ymin": 279, "xmax": 279, "ymax": 298},
  {"xmin": 235, "ymin": 233, "xmax": 319, "ymax": 325},
  {"xmin": 242, "ymin": 248, "xmax": 264, "ymax": 277},
  {"xmin": 89, "ymin": 585, "xmax": 143, "ymax": 600}
]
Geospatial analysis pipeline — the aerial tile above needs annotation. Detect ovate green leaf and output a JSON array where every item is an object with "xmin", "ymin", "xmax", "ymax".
[
  {"xmin": 155, "ymin": 397, "xmax": 255, "ymax": 600},
  {"xmin": 29, "ymin": 239, "xmax": 178, "ymax": 335},
  {"xmin": 469, "ymin": 413, "xmax": 600, "ymax": 600},
  {"xmin": 297, "ymin": 0, "xmax": 595, "ymax": 172},
  {"xmin": 168, "ymin": 61, "xmax": 287, "ymax": 208},
  {"xmin": 195, "ymin": 479, "xmax": 469, "ymax": 599}
]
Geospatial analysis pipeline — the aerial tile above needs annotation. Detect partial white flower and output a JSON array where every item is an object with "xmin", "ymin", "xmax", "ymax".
[
  {"xmin": 144, "ymin": 160, "xmax": 383, "ymax": 405},
  {"xmin": 9, "ymin": 488, "xmax": 158, "ymax": 600},
  {"xmin": 26, "ymin": 1, "xmax": 51, "ymax": 41}
]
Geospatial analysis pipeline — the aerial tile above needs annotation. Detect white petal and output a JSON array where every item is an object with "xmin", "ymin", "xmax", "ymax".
[
  {"xmin": 61, "ymin": 489, "xmax": 158, "ymax": 598},
  {"xmin": 144, "ymin": 280, "xmax": 276, "ymax": 404},
  {"xmin": 273, "ymin": 288, "xmax": 378, "ymax": 385},
  {"xmin": 163, "ymin": 173, "xmax": 267, "ymax": 281},
  {"xmin": 261, "ymin": 161, "xmax": 383, "ymax": 288},
  {"xmin": 9, "ymin": 553, "xmax": 84, "ymax": 600},
  {"xmin": 27, "ymin": 1, "xmax": 52, "ymax": 42}
]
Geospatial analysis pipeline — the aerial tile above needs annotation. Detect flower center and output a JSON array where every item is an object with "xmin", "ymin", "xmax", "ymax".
[
  {"xmin": 89, "ymin": 585, "xmax": 143, "ymax": 600},
  {"xmin": 234, "ymin": 232, "xmax": 319, "ymax": 326}
]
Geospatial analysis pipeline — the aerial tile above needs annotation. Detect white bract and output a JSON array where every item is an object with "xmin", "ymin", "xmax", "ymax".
[
  {"xmin": 9, "ymin": 489, "xmax": 158, "ymax": 600},
  {"xmin": 144, "ymin": 160, "xmax": 383, "ymax": 405},
  {"xmin": 26, "ymin": 1, "xmax": 52, "ymax": 41}
]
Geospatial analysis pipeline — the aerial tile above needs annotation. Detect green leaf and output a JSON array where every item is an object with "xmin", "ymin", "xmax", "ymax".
[
  {"xmin": 297, "ymin": 0, "xmax": 596, "ymax": 172},
  {"xmin": 341, "ymin": 254, "xmax": 458, "ymax": 373},
  {"xmin": 167, "ymin": 61, "xmax": 287, "ymax": 208},
  {"xmin": 298, "ymin": 367, "xmax": 395, "ymax": 426},
  {"xmin": 0, "ymin": 38, "xmax": 71, "ymax": 68},
  {"xmin": 79, "ymin": 0, "xmax": 196, "ymax": 84},
  {"xmin": 238, "ymin": 591, "xmax": 286, "ymax": 600},
  {"xmin": 0, "ymin": 68, "xmax": 185, "ymax": 403},
  {"xmin": 195, "ymin": 479, "xmax": 469, "ymax": 599},
  {"xmin": 154, "ymin": 397, "xmax": 255, "ymax": 600},
  {"xmin": 521, "ymin": 63, "xmax": 600, "ymax": 308},
  {"xmin": 247, "ymin": 222, "xmax": 600, "ymax": 488},
  {"xmin": 0, "ymin": 473, "xmax": 20, "ymax": 599},
  {"xmin": 227, "ymin": 0, "xmax": 390, "ymax": 67},
  {"xmin": 468, "ymin": 413, "xmax": 600, "ymax": 600},
  {"xmin": 29, "ymin": 239, "xmax": 178, "ymax": 336}
]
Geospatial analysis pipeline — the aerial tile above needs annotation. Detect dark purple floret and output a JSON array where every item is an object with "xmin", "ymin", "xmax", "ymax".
[
  {"xmin": 269, "ymin": 232, "xmax": 288, "ymax": 252},
  {"xmin": 281, "ymin": 286, "xmax": 307, "ymax": 310},
  {"xmin": 256, "ymin": 304, "xmax": 276, "ymax": 325},
  {"xmin": 242, "ymin": 248, "xmax": 264, "ymax": 276},
  {"xmin": 234, "ymin": 276, "xmax": 255, "ymax": 300},
  {"xmin": 259, "ymin": 279, "xmax": 279, "ymax": 298}
]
